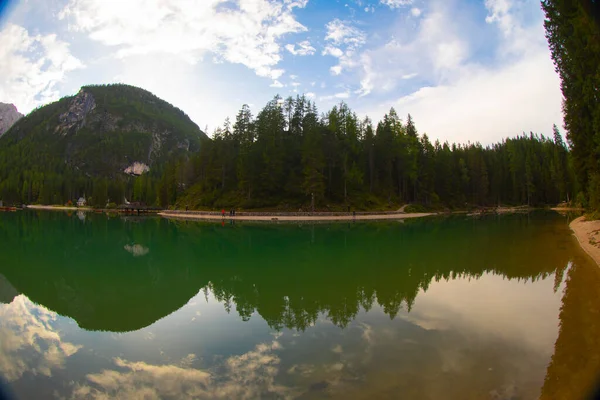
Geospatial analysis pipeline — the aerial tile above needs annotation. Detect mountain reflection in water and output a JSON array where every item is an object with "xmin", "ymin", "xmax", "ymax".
[
  {"xmin": 0, "ymin": 212, "xmax": 570, "ymax": 332},
  {"xmin": 0, "ymin": 211, "xmax": 598, "ymax": 399}
]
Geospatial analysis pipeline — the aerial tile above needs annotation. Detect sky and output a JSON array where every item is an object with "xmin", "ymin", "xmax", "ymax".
[{"xmin": 0, "ymin": 0, "xmax": 564, "ymax": 145}]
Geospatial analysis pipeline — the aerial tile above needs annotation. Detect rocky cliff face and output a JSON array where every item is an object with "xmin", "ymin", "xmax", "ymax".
[
  {"xmin": 0, "ymin": 103, "xmax": 23, "ymax": 137},
  {"xmin": 56, "ymin": 90, "xmax": 96, "ymax": 136}
]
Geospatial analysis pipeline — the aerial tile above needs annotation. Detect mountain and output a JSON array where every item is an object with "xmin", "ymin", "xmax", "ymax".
[
  {"xmin": 0, "ymin": 103, "xmax": 23, "ymax": 137},
  {"xmin": 0, "ymin": 84, "xmax": 208, "ymax": 206}
]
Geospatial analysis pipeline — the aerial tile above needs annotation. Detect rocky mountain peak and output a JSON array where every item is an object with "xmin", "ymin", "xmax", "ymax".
[{"xmin": 0, "ymin": 102, "xmax": 23, "ymax": 137}]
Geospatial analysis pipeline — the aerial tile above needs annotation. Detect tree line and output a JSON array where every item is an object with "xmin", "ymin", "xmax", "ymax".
[
  {"xmin": 150, "ymin": 96, "xmax": 573, "ymax": 210},
  {"xmin": 542, "ymin": 0, "xmax": 600, "ymax": 209},
  {"xmin": 0, "ymin": 92, "xmax": 574, "ymax": 210}
]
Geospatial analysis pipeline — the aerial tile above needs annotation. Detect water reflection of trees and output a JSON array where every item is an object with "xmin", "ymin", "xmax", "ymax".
[
  {"xmin": 199, "ymin": 215, "xmax": 568, "ymax": 331},
  {"xmin": 540, "ymin": 255, "xmax": 600, "ymax": 400},
  {"xmin": 0, "ymin": 212, "xmax": 572, "ymax": 332}
]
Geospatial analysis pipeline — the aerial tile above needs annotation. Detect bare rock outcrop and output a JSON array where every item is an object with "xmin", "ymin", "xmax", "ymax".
[
  {"xmin": 56, "ymin": 89, "xmax": 96, "ymax": 135},
  {"xmin": 124, "ymin": 162, "xmax": 150, "ymax": 176},
  {"xmin": 0, "ymin": 103, "xmax": 23, "ymax": 137}
]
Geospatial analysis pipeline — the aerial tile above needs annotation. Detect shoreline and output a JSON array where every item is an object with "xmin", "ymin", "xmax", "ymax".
[
  {"xmin": 24, "ymin": 205, "xmax": 160, "ymax": 213},
  {"xmin": 26, "ymin": 205, "xmax": 93, "ymax": 211},
  {"xmin": 159, "ymin": 211, "xmax": 434, "ymax": 222},
  {"xmin": 570, "ymin": 216, "xmax": 600, "ymax": 267}
]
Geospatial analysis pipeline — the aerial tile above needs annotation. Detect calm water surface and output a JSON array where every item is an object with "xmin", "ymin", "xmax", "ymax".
[{"xmin": 0, "ymin": 211, "xmax": 599, "ymax": 399}]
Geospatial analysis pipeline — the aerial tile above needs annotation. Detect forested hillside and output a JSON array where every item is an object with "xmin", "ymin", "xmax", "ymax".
[
  {"xmin": 542, "ymin": 0, "xmax": 600, "ymax": 209},
  {"xmin": 0, "ymin": 86, "xmax": 574, "ymax": 210},
  {"xmin": 153, "ymin": 97, "xmax": 574, "ymax": 211},
  {"xmin": 0, "ymin": 84, "xmax": 207, "ymax": 207}
]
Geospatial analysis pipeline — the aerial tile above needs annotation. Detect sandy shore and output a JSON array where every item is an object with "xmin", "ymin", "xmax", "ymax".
[
  {"xmin": 26, "ymin": 205, "xmax": 92, "ymax": 211},
  {"xmin": 496, "ymin": 206, "xmax": 531, "ymax": 214},
  {"xmin": 570, "ymin": 216, "xmax": 600, "ymax": 267},
  {"xmin": 159, "ymin": 211, "xmax": 434, "ymax": 222}
]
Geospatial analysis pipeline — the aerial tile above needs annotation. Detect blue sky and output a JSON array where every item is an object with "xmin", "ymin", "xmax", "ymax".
[{"xmin": 0, "ymin": 0, "xmax": 563, "ymax": 144}]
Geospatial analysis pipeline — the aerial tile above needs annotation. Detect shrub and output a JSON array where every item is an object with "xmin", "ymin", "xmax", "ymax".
[
  {"xmin": 575, "ymin": 191, "xmax": 588, "ymax": 209},
  {"xmin": 405, "ymin": 204, "xmax": 428, "ymax": 213}
]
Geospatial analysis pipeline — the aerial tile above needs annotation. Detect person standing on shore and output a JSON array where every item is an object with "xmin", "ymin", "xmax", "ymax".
[{"xmin": 222, "ymin": 209, "xmax": 225, "ymax": 218}]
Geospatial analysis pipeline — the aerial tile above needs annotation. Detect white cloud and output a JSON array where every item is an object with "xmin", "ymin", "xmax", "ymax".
[
  {"xmin": 322, "ymin": 45, "xmax": 344, "ymax": 58},
  {"xmin": 291, "ymin": 82, "xmax": 301, "ymax": 87},
  {"xmin": 485, "ymin": 0, "xmax": 514, "ymax": 35},
  {"xmin": 255, "ymin": 67, "xmax": 285, "ymax": 80},
  {"xmin": 484, "ymin": 0, "xmax": 547, "ymax": 57},
  {"xmin": 320, "ymin": 90, "xmax": 350, "ymax": 101},
  {"xmin": 384, "ymin": 50, "xmax": 562, "ymax": 145},
  {"xmin": 285, "ymin": 0, "xmax": 309, "ymax": 7},
  {"xmin": 270, "ymin": 80, "xmax": 285, "ymax": 88},
  {"xmin": 418, "ymin": 11, "xmax": 469, "ymax": 72},
  {"xmin": 0, "ymin": 24, "xmax": 83, "ymax": 115},
  {"xmin": 352, "ymin": 0, "xmax": 474, "ymax": 96},
  {"xmin": 325, "ymin": 19, "xmax": 366, "ymax": 48},
  {"xmin": 306, "ymin": 92, "xmax": 316, "ymax": 98},
  {"xmin": 59, "ymin": 0, "xmax": 308, "ymax": 81},
  {"xmin": 380, "ymin": 0, "xmax": 413, "ymax": 8},
  {"xmin": 323, "ymin": 19, "xmax": 366, "ymax": 76},
  {"xmin": 411, "ymin": 7, "xmax": 422, "ymax": 17},
  {"xmin": 285, "ymin": 40, "xmax": 316, "ymax": 56},
  {"xmin": 356, "ymin": 53, "xmax": 374, "ymax": 96}
]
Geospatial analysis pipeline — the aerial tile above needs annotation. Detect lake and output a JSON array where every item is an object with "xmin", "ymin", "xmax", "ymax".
[{"xmin": 0, "ymin": 211, "xmax": 598, "ymax": 399}]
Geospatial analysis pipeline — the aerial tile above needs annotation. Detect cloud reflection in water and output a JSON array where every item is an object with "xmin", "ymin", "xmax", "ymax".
[
  {"xmin": 0, "ymin": 295, "xmax": 81, "ymax": 382},
  {"xmin": 69, "ymin": 339, "xmax": 294, "ymax": 399},
  {"xmin": 123, "ymin": 244, "xmax": 150, "ymax": 257}
]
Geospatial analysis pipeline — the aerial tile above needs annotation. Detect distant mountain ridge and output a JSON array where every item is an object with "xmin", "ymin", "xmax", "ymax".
[
  {"xmin": 0, "ymin": 84, "xmax": 208, "ymax": 205},
  {"xmin": 0, "ymin": 103, "xmax": 23, "ymax": 137}
]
